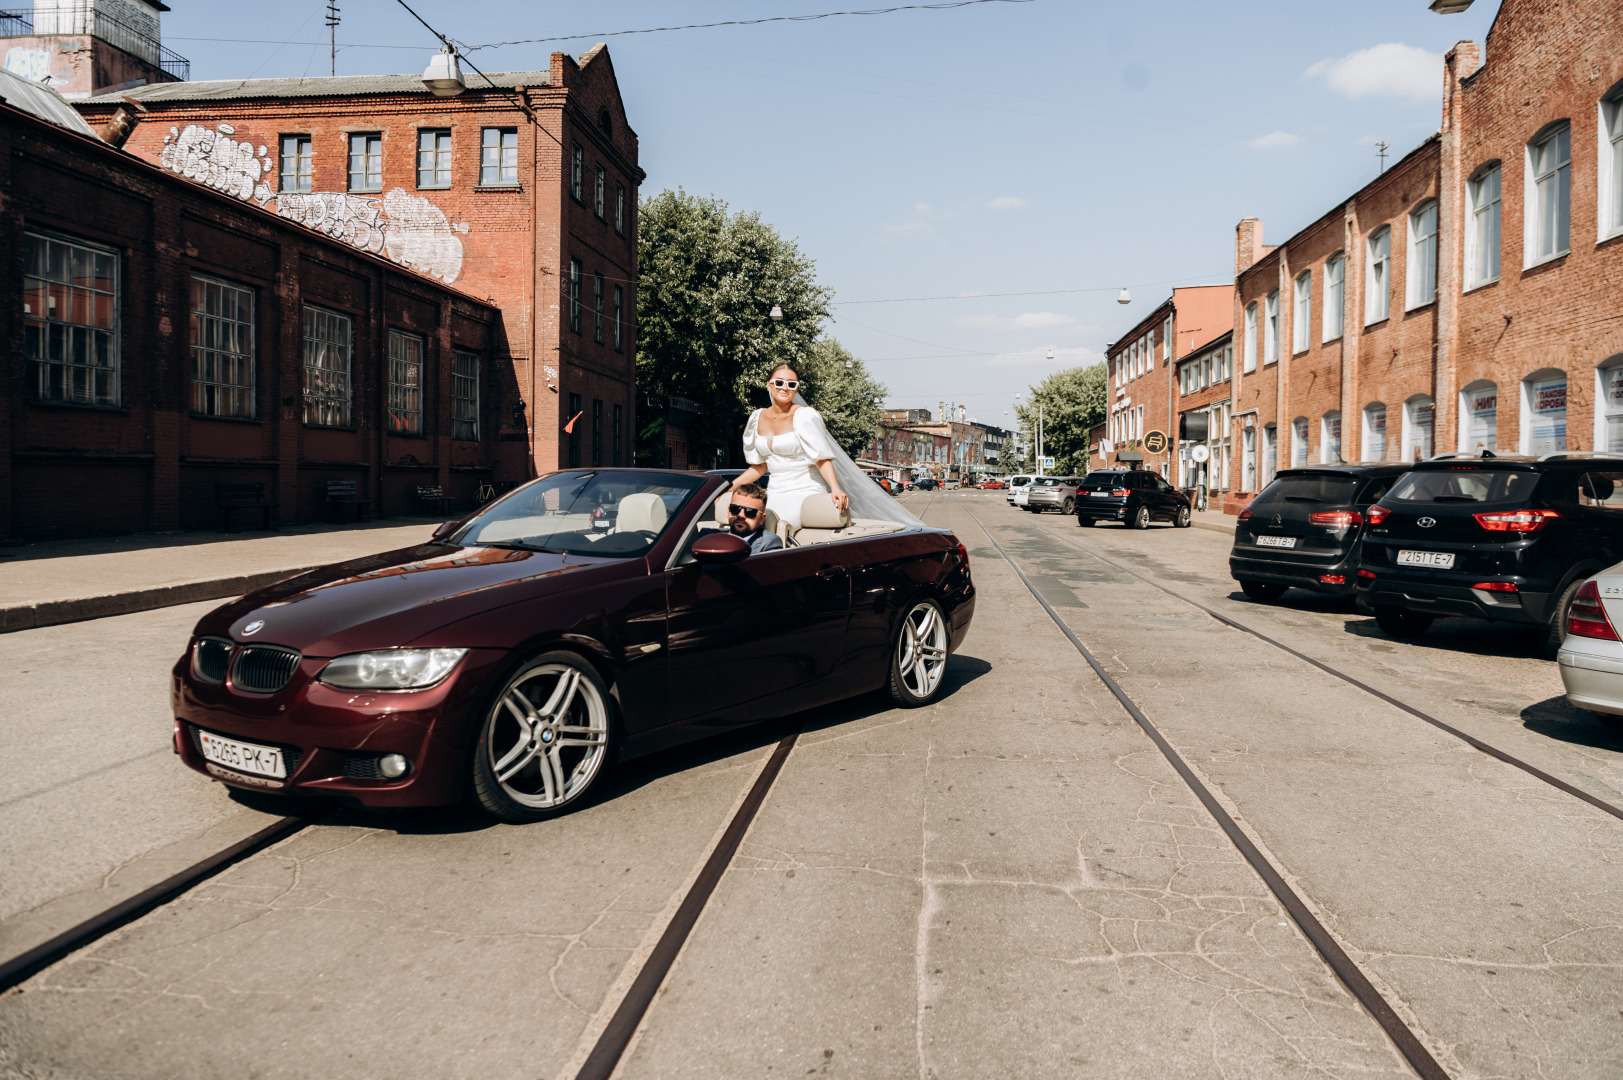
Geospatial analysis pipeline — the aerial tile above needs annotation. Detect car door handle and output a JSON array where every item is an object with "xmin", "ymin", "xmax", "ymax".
[{"xmin": 816, "ymin": 565, "xmax": 848, "ymax": 579}]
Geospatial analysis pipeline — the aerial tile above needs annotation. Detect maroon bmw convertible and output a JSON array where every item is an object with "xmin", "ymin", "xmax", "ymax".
[{"xmin": 172, "ymin": 469, "xmax": 975, "ymax": 822}]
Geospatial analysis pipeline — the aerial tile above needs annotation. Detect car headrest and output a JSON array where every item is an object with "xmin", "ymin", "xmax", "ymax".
[
  {"xmin": 617, "ymin": 492, "xmax": 668, "ymax": 534},
  {"xmin": 1591, "ymin": 474, "xmax": 1616, "ymax": 501},
  {"xmin": 800, "ymin": 493, "xmax": 850, "ymax": 529}
]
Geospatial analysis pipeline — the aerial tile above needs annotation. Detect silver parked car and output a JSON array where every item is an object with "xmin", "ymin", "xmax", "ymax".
[
  {"xmin": 1024, "ymin": 476, "xmax": 1080, "ymax": 514},
  {"xmin": 1558, "ymin": 560, "xmax": 1623, "ymax": 719}
]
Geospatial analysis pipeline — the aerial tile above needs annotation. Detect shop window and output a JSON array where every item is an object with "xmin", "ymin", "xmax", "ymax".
[
  {"xmin": 1521, "ymin": 369, "xmax": 1567, "ymax": 455},
  {"xmin": 1363, "ymin": 402, "xmax": 1387, "ymax": 462},
  {"xmin": 1460, "ymin": 379, "xmax": 1498, "ymax": 455}
]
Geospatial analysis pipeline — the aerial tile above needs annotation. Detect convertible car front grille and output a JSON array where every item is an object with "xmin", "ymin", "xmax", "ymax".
[
  {"xmin": 193, "ymin": 637, "xmax": 233, "ymax": 684},
  {"xmin": 231, "ymin": 646, "xmax": 302, "ymax": 693}
]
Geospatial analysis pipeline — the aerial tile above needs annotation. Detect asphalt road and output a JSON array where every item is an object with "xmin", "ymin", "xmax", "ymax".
[{"xmin": 2, "ymin": 493, "xmax": 1620, "ymax": 1079}]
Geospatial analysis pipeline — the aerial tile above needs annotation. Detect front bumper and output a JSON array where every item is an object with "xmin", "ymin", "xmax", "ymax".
[
  {"xmin": 172, "ymin": 646, "xmax": 511, "ymax": 807},
  {"xmin": 1354, "ymin": 573, "xmax": 1549, "ymax": 625},
  {"xmin": 1558, "ymin": 645, "xmax": 1623, "ymax": 715}
]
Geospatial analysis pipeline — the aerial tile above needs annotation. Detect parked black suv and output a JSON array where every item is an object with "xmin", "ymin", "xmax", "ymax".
[
  {"xmin": 1355, "ymin": 455, "xmax": 1623, "ymax": 650},
  {"xmin": 1076, "ymin": 469, "xmax": 1192, "ymax": 528},
  {"xmin": 1229, "ymin": 464, "xmax": 1410, "ymax": 601}
]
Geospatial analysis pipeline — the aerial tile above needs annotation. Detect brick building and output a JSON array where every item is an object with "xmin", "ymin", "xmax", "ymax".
[
  {"xmin": 0, "ymin": 68, "xmax": 501, "ymax": 538},
  {"xmin": 75, "ymin": 44, "xmax": 643, "ymax": 481},
  {"xmin": 1221, "ymin": 0, "xmax": 1623, "ymax": 510},
  {"xmin": 1172, "ymin": 329, "xmax": 1235, "ymax": 498},
  {"xmin": 1, "ymin": 0, "xmax": 187, "ymax": 98}
]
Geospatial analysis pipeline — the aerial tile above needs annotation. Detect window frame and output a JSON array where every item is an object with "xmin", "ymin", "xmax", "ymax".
[
  {"xmin": 1595, "ymin": 359, "xmax": 1623, "ymax": 454},
  {"xmin": 1599, "ymin": 91, "xmax": 1623, "ymax": 241},
  {"xmin": 570, "ymin": 144, "xmax": 584, "ymax": 202},
  {"xmin": 1322, "ymin": 254, "xmax": 1344, "ymax": 341},
  {"xmin": 1362, "ymin": 402, "xmax": 1388, "ymax": 462},
  {"xmin": 1293, "ymin": 270, "xmax": 1312, "ymax": 353},
  {"xmin": 1320, "ymin": 410, "xmax": 1342, "ymax": 464},
  {"xmin": 1243, "ymin": 302, "xmax": 1258, "ymax": 373},
  {"xmin": 1264, "ymin": 290, "xmax": 1279, "ymax": 365},
  {"xmin": 23, "ymin": 228, "xmax": 121, "ymax": 409},
  {"xmin": 1520, "ymin": 368, "xmax": 1569, "ymax": 456},
  {"xmin": 569, "ymin": 260, "xmax": 582, "ymax": 334},
  {"xmin": 1407, "ymin": 199, "xmax": 1438, "ymax": 309},
  {"xmin": 387, "ymin": 329, "xmax": 426, "ymax": 436},
  {"xmin": 615, "ymin": 185, "xmax": 626, "ymax": 234},
  {"xmin": 1525, "ymin": 122, "xmax": 1572, "ymax": 267},
  {"xmin": 1402, "ymin": 394, "xmax": 1435, "ymax": 461},
  {"xmin": 189, "ymin": 273, "xmax": 257, "ymax": 420},
  {"xmin": 593, "ymin": 273, "xmax": 605, "ymax": 343},
  {"xmin": 1365, "ymin": 226, "xmax": 1391, "ymax": 324},
  {"xmin": 612, "ymin": 284, "xmax": 624, "ymax": 351},
  {"xmin": 1459, "ymin": 378, "xmax": 1499, "ymax": 455},
  {"xmin": 279, "ymin": 134, "xmax": 312, "ymax": 193},
  {"xmin": 594, "ymin": 166, "xmax": 606, "ymax": 218},
  {"xmin": 347, "ymin": 132, "xmax": 383, "ymax": 193},
  {"xmin": 416, "ymin": 128, "xmax": 453, "ymax": 189},
  {"xmin": 1465, "ymin": 163, "xmax": 1502, "ymax": 289},
  {"xmin": 479, "ymin": 127, "xmax": 519, "ymax": 186},
  {"xmin": 452, "ymin": 349, "xmax": 480, "ymax": 442},
  {"xmin": 301, "ymin": 303, "xmax": 353, "ymax": 428}
]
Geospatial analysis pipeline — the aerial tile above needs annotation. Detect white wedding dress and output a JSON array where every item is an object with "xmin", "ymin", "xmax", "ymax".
[{"xmin": 743, "ymin": 406, "xmax": 839, "ymax": 532}]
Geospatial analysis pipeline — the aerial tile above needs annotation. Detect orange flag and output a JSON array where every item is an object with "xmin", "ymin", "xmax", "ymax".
[{"xmin": 563, "ymin": 410, "xmax": 583, "ymax": 433}]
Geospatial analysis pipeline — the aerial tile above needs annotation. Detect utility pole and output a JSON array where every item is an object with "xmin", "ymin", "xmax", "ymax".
[
  {"xmin": 326, "ymin": 0, "xmax": 340, "ymax": 77},
  {"xmin": 1375, "ymin": 140, "xmax": 1390, "ymax": 173}
]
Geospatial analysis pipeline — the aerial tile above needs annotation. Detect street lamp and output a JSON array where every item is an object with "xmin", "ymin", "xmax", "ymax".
[
  {"xmin": 769, "ymin": 303, "xmax": 784, "ymax": 321},
  {"xmin": 421, "ymin": 47, "xmax": 466, "ymax": 96},
  {"xmin": 1117, "ymin": 287, "xmax": 1131, "ymax": 305}
]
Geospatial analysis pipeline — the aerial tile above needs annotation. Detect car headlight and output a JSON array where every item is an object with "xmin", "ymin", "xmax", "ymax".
[{"xmin": 318, "ymin": 648, "xmax": 468, "ymax": 690}]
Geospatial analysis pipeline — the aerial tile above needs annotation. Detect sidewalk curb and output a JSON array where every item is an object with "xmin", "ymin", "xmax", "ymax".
[
  {"xmin": 1192, "ymin": 520, "xmax": 1234, "ymax": 537},
  {"xmin": 0, "ymin": 567, "xmax": 317, "ymax": 633}
]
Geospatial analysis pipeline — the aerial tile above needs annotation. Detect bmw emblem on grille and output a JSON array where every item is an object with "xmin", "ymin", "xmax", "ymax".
[
  {"xmin": 1418, "ymin": 517, "xmax": 1437, "ymax": 528},
  {"xmin": 241, "ymin": 620, "xmax": 265, "ymax": 636}
]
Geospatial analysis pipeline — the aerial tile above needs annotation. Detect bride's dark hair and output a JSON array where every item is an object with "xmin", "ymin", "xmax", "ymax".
[{"xmin": 767, "ymin": 363, "xmax": 799, "ymax": 382}]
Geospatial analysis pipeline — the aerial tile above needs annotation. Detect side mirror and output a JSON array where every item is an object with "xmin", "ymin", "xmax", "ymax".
[
  {"xmin": 431, "ymin": 520, "xmax": 459, "ymax": 541},
  {"xmin": 691, "ymin": 531, "xmax": 750, "ymax": 566}
]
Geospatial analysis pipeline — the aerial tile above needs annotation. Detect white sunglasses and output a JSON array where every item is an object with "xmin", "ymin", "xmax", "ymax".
[{"xmin": 770, "ymin": 378, "xmax": 800, "ymax": 389}]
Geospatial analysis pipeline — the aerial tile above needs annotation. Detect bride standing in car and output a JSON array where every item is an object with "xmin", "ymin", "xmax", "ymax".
[{"xmin": 717, "ymin": 364, "xmax": 849, "ymax": 533}]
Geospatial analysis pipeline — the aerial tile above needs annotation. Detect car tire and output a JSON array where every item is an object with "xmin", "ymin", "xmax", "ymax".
[
  {"xmin": 1374, "ymin": 606, "xmax": 1433, "ymax": 639},
  {"xmin": 1542, "ymin": 577, "xmax": 1585, "ymax": 657},
  {"xmin": 1174, "ymin": 505, "xmax": 1191, "ymax": 528},
  {"xmin": 470, "ymin": 650, "xmax": 614, "ymax": 823},
  {"xmin": 888, "ymin": 598, "xmax": 951, "ymax": 707},
  {"xmin": 1061, "ymin": 497, "xmax": 1075, "ymax": 514},
  {"xmin": 1240, "ymin": 579, "xmax": 1287, "ymax": 602},
  {"xmin": 1129, "ymin": 506, "xmax": 1150, "ymax": 529},
  {"xmin": 1077, "ymin": 516, "xmax": 1095, "ymax": 527}
]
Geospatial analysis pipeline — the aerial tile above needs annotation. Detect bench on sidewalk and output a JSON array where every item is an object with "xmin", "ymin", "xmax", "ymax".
[
  {"xmin": 215, "ymin": 483, "xmax": 278, "ymax": 533},
  {"xmin": 416, "ymin": 484, "xmax": 453, "ymax": 516},
  {"xmin": 325, "ymin": 479, "xmax": 372, "ymax": 522}
]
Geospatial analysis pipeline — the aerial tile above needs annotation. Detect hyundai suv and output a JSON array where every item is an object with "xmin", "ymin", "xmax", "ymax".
[
  {"xmin": 1355, "ymin": 455, "xmax": 1623, "ymax": 651},
  {"xmin": 1229, "ymin": 464, "xmax": 1410, "ymax": 601}
]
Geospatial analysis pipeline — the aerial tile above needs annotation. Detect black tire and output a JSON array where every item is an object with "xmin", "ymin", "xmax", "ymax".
[
  {"xmin": 1374, "ymin": 605, "xmax": 1433, "ymax": 639},
  {"xmin": 1129, "ymin": 505, "xmax": 1150, "ymax": 530},
  {"xmin": 1240, "ymin": 579, "xmax": 1288, "ymax": 602},
  {"xmin": 888, "ymin": 597, "xmax": 951, "ymax": 707},
  {"xmin": 1076, "ymin": 516, "xmax": 1095, "ymax": 527},
  {"xmin": 471, "ymin": 650, "xmax": 615, "ymax": 823},
  {"xmin": 1061, "ymin": 497, "xmax": 1075, "ymax": 515},
  {"xmin": 1542, "ymin": 577, "xmax": 1585, "ymax": 657},
  {"xmin": 1174, "ymin": 505, "xmax": 1191, "ymax": 528}
]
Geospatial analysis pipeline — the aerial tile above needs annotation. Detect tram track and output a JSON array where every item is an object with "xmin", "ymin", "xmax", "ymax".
[{"xmin": 963, "ymin": 507, "xmax": 1452, "ymax": 1080}]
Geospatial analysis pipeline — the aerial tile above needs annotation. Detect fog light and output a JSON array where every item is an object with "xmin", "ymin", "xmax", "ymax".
[
  {"xmin": 378, "ymin": 753, "xmax": 410, "ymax": 779},
  {"xmin": 1319, "ymin": 574, "xmax": 1346, "ymax": 584}
]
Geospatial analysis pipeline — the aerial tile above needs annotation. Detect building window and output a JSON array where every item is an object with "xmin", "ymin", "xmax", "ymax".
[
  {"xmin": 591, "ymin": 398, "xmax": 603, "ymax": 466},
  {"xmin": 387, "ymin": 330, "xmax": 424, "ymax": 435},
  {"xmin": 1264, "ymin": 290, "xmax": 1279, "ymax": 365},
  {"xmin": 1527, "ymin": 124, "xmax": 1571, "ymax": 265},
  {"xmin": 1321, "ymin": 411, "xmax": 1342, "ymax": 463},
  {"xmin": 190, "ymin": 274, "xmax": 255, "ymax": 418},
  {"xmin": 1460, "ymin": 379, "xmax": 1497, "ymax": 454},
  {"xmin": 1261, "ymin": 423, "xmax": 1276, "ymax": 488},
  {"xmin": 615, "ymin": 185, "xmax": 626, "ymax": 234},
  {"xmin": 1365, "ymin": 227, "xmax": 1391, "ymax": 323},
  {"xmin": 1597, "ymin": 362, "xmax": 1623, "ymax": 452},
  {"xmin": 480, "ymin": 128, "xmax": 518, "ymax": 185},
  {"xmin": 417, "ymin": 128, "xmax": 452, "ymax": 188},
  {"xmin": 1293, "ymin": 271, "xmax": 1311, "ymax": 353},
  {"xmin": 569, "ymin": 259, "xmax": 582, "ymax": 334},
  {"xmin": 1466, "ymin": 165, "xmax": 1502, "ymax": 288},
  {"xmin": 613, "ymin": 402, "xmax": 623, "ymax": 466},
  {"xmin": 594, "ymin": 167, "xmax": 606, "ymax": 218},
  {"xmin": 571, "ymin": 144, "xmax": 584, "ymax": 201},
  {"xmin": 1522, "ymin": 370, "xmax": 1567, "ymax": 455},
  {"xmin": 612, "ymin": 285, "xmax": 624, "ymax": 351},
  {"xmin": 1603, "ymin": 93, "xmax": 1623, "ymax": 239},
  {"xmin": 1403, "ymin": 395, "xmax": 1435, "ymax": 461},
  {"xmin": 452, "ymin": 350, "xmax": 480, "ymax": 441},
  {"xmin": 279, "ymin": 135, "xmax": 312, "ymax": 193},
  {"xmin": 1408, "ymin": 200, "xmax": 1438, "ymax": 308},
  {"xmin": 593, "ymin": 273, "xmax": 604, "ymax": 343},
  {"xmin": 348, "ymin": 133, "xmax": 382, "ymax": 192},
  {"xmin": 1291, "ymin": 416, "xmax": 1308, "ymax": 466},
  {"xmin": 1323, "ymin": 255, "xmax": 1344, "ymax": 341},
  {"xmin": 1243, "ymin": 426, "xmax": 1257, "ymax": 491},
  {"xmin": 23, "ymin": 231, "xmax": 118, "ymax": 407},
  {"xmin": 567, "ymin": 392, "xmax": 582, "ymax": 467},
  {"xmin": 302, "ymin": 305, "xmax": 351, "ymax": 427},
  {"xmin": 1362, "ymin": 403, "xmax": 1387, "ymax": 461},
  {"xmin": 1244, "ymin": 302, "xmax": 1258, "ymax": 372},
  {"xmin": 1162, "ymin": 316, "xmax": 1172, "ymax": 361}
]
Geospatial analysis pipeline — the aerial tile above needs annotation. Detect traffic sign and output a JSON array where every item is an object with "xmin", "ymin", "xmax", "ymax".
[
  {"xmin": 1143, "ymin": 430, "xmax": 1168, "ymax": 454},
  {"xmin": 1041, "ymin": 456, "xmax": 1055, "ymax": 469}
]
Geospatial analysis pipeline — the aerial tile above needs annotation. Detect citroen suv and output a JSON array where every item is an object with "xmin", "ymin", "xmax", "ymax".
[{"xmin": 1355, "ymin": 455, "xmax": 1623, "ymax": 651}]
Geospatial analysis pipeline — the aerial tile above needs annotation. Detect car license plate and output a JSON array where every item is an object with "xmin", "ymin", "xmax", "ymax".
[
  {"xmin": 1255, "ymin": 535, "xmax": 1297, "ymax": 548},
  {"xmin": 1397, "ymin": 549, "xmax": 1455, "ymax": 569},
  {"xmin": 1089, "ymin": 491, "xmax": 1111, "ymax": 497},
  {"xmin": 198, "ymin": 730, "xmax": 287, "ymax": 778}
]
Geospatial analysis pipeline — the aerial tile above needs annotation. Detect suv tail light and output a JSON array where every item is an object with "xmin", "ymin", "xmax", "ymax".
[
  {"xmin": 1474, "ymin": 508, "xmax": 1560, "ymax": 533},
  {"xmin": 1237, "ymin": 506, "xmax": 1253, "ymax": 522},
  {"xmin": 1110, "ymin": 488, "xmax": 1129, "ymax": 497},
  {"xmin": 1472, "ymin": 581, "xmax": 1519, "ymax": 592},
  {"xmin": 1309, "ymin": 510, "xmax": 1363, "ymax": 528},
  {"xmin": 1365, "ymin": 505, "xmax": 1391, "ymax": 526},
  {"xmin": 1568, "ymin": 580, "xmax": 1619, "ymax": 640}
]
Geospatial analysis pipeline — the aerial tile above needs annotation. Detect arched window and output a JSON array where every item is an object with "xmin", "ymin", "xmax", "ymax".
[
  {"xmin": 1458, "ymin": 380, "xmax": 1498, "ymax": 454},
  {"xmin": 1291, "ymin": 416, "xmax": 1309, "ymax": 466},
  {"xmin": 1595, "ymin": 357, "xmax": 1623, "ymax": 452},
  {"xmin": 1321, "ymin": 410, "xmax": 1342, "ymax": 463},
  {"xmin": 1407, "ymin": 200, "xmax": 1438, "ymax": 308},
  {"xmin": 1466, "ymin": 163, "xmax": 1502, "ymax": 288},
  {"xmin": 1601, "ymin": 86, "xmax": 1623, "ymax": 240},
  {"xmin": 1362, "ymin": 402, "xmax": 1387, "ymax": 462},
  {"xmin": 1402, "ymin": 395, "xmax": 1435, "ymax": 461},
  {"xmin": 1521, "ymin": 368, "xmax": 1568, "ymax": 455},
  {"xmin": 1526, "ymin": 122, "xmax": 1571, "ymax": 266}
]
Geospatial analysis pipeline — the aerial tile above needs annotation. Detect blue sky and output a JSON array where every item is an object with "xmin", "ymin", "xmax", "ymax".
[{"xmin": 160, "ymin": 0, "xmax": 1500, "ymax": 427}]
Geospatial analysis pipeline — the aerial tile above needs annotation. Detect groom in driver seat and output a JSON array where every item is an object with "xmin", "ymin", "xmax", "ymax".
[{"xmin": 727, "ymin": 483, "xmax": 783, "ymax": 554}]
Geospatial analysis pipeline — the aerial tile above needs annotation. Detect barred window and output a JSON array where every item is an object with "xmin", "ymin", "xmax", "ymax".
[
  {"xmin": 480, "ymin": 128, "xmax": 517, "ymax": 185},
  {"xmin": 417, "ymin": 128, "xmax": 452, "ymax": 188},
  {"xmin": 612, "ymin": 402, "xmax": 623, "ymax": 466},
  {"xmin": 190, "ymin": 275, "xmax": 255, "ymax": 418},
  {"xmin": 593, "ymin": 273, "xmax": 604, "ymax": 343},
  {"xmin": 280, "ymin": 135, "xmax": 312, "ymax": 192},
  {"xmin": 388, "ymin": 330, "xmax": 424, "ymax": 434},
  {"xmin": 569, "ymin": 259, "xmax": 582, "ymax": 334},
  {"xmin": 612, "ymin": 285, "xmax": 623, "ymax": 351},
  {"xmin": 302, "ymin": 305, "xmax": 351, "ymax": 427},
  {"xmin": 348, "ymin": 133, "xmax": 382, "ymax": 192},
  {"xmin": 452, "ymin": 350, "xmax": 480, "ymax": 441},
  {"xmin": 23, "ymin": 231, "xmax": 118, "ymax": 406}
]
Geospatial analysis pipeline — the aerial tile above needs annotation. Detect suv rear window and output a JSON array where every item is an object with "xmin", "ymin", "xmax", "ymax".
[
  {"xmin": 1032, "ymin": 477, "xmax": 1067, "ymax": 486},
  {"xmin": 1386, "ymin": 469, "xmax": 1539, "ymax": 505},
  {"xmin": 1251, "ymin": 475, "xmax": 1359, "ymax": 508},
  {"xmin": 1008, "ymin": 476, "xmax": 1030, "ymax": 485},
  {"xmin": 1083, "ymin": 472, "xmax": 1126, "ymax": 486}
]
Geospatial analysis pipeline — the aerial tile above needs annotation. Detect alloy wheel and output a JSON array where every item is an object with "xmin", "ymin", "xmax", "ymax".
[
  {"xmin": 487, "ymin": 661, "xmax": 609, "ymax": 810},
  {"xmin": 895, "ymin": 600, "xmax": 949, "ymax": 701}
]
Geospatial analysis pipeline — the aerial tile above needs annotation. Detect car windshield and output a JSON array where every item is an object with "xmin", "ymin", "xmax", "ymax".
[
  {"xmin": 452, "ymin": 471, "xmax": 704, "ymax": 557},
  {"xmin": 1385, "ymin": 469, "xmax": 1539, "ymax": 505},
  {"xmin": 1083, "ymin": 472, "xmax": 1126, "ymax": 486},
  {"xmin": 1250, "ymin": 475, "xmax": 1359, "ymax": 507}
]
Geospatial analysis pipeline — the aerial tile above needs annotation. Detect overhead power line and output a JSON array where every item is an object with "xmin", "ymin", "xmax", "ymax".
[{"xmin": 832, "ymin": 274, "xmax": 1231, "ymax": 306}]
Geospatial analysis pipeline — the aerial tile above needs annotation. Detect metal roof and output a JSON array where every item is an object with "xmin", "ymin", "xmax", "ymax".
[
  {"xmin": 83, "ymin": 70, "xmax": 550, "ymax": 104},
  {"xmin": 0, "ymin": 66, "xmax": 102, "ymax": 139}
]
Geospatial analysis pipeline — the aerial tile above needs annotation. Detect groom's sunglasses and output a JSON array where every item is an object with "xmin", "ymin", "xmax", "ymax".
[
  {"xmin": 769, "ymin": 379, "xmax": 799, "ymax": 389},
  {"xmin": 728, "ymin": 504, "xmax": 762, "ymax": 519}
]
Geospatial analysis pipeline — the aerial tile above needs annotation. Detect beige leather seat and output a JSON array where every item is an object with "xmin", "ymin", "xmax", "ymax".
[
  {"xmin": 791, "ymin": 494, "xmax": 908, "ymax": 545},
  {"xmin": 615, "ymin": 492, "xmax": 668, "ymax": 534}
]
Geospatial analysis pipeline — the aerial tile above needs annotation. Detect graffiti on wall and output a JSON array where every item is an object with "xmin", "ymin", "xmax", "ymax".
[
  {"xmin": 158, "ymin": 123, "xmax": 470, "ymax": 284},
  {"xmin": 4, "ymin": 47, "xmax": 65, "ymax": 86}
]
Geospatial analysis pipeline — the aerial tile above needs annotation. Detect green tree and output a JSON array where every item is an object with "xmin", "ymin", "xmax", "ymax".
[
  {"xmin": 1013, "ymin": 363, "xmax": 1107, "ymax": 475},
  {"xmin": 794, "ymin": 337, "xmax": 887, "ymax": 460},
  {"xmin": 636, "ymin": 190, "xmax": 832, "ymax": 465}
]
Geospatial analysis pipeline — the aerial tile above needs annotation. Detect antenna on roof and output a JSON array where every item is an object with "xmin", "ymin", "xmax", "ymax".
[
  {"xmin": 1375, "ymin": 140, "xmax": 1390, "ymax": 174},
  {"xmin": 326, "ymin": 1, "xmax": 341, "ymax": 77}
]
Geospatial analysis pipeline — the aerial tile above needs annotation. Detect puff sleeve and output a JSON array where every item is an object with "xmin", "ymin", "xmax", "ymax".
[
  {"xmin": 792, "ymin": 406, "xmax": 838, "ymax": 462},
  {"xmin": 742, "ymin": 409, "xmax": 765, "ymax": 465}
]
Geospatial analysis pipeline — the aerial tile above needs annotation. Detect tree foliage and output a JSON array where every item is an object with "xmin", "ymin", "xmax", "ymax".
[
  {"xmin": 1013, "ymin": 364, "xmax": 1107, "ymax": 475},
  {"xmin": 793, "ymin": 338, "xmax": 886, "ymax": 460}
]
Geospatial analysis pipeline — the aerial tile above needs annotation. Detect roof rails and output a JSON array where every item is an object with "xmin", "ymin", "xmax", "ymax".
[{"xmin": 1538, "ymin": 451, "xmax": 1616, "ymax": 461}]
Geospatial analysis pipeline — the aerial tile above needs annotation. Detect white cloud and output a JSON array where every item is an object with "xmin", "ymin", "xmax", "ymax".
[
  {"xmin": 879, "ymin": 219, "xmax": 940, "ymax": 244},
  {"xmin": 1304, "ymin": 43, "xmax": 1442, "ymax": 103},
  {"xmin": 954, "ymin": 311, "xmax": 1077, "ymax": 331},
  {"xmin": 988, "ymin": 345, "xmax": 1101, "ymax": 368},
  {"xmin": 1246, "ymin": 130, "xmax": 1302, "ymax": 150},
  {"xmin": 988, "ymin": 196, "xmax": 1029, "ymax": 211}
]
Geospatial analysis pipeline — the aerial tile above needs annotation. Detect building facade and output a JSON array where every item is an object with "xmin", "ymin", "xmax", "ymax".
[
  {"xmin": 1173, "ymin": 330, "xmax": 1235, "ymax": 496},
  {"xmin": 1, "ymin": 0, "xmax": 187, "ymax": 98}
]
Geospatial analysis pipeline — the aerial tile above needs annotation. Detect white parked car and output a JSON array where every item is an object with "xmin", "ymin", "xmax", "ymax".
[
  {"xmin": 1557, "ymin": 562, "xmax": 1623, "ymax": 719},
  {"xmin": 1007, "ymin": 475, "xmax": 1033, "ymax": 506}
]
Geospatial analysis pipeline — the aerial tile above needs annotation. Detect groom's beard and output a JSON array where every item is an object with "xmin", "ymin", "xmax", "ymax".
[{"xmin": 729, "ymin": 519, "xmax": 761, "ymax": 538}]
